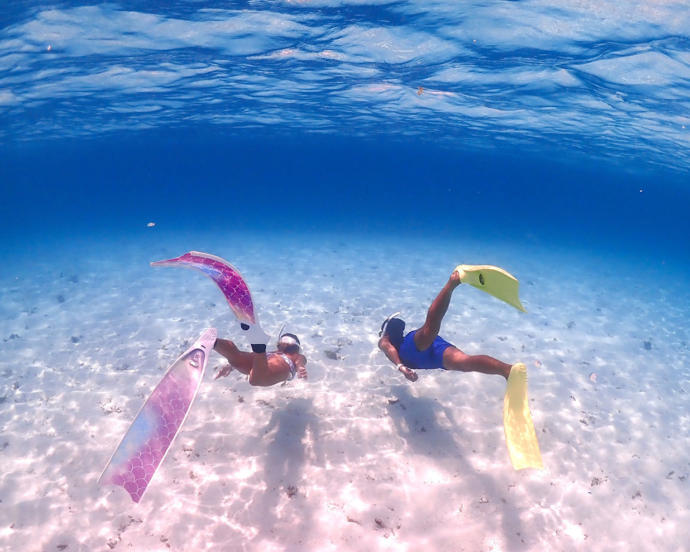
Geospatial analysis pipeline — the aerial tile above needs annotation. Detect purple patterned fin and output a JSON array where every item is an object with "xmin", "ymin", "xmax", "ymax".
[
  {"xmin": 99, "ymin": 328, "xmax": 217, "ymax": 503},
  {"xmin": 151, "ymin": 251, "xmax": 256, "ymax": 325}
]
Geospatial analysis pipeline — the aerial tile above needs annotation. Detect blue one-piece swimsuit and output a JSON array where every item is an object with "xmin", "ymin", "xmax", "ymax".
[{"xmin": 399, "ymin": 329, "xmax": 454, "ymax": 370}]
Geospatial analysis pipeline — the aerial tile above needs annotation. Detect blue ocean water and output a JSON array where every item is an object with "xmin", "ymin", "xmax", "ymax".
[
  {"xmin": 2, "ymin": 4, "xmax": 690, "ymax": 549},
  {"xmin": 1, "ymin": 1, "xmax": 689, "ymax": 271}
]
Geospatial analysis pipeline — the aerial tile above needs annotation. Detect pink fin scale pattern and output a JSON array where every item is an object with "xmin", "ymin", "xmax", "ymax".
[
  {"xmin": 151, "ymin": 251, "xmax": 255, "ymax": 325},
  {"xmin": 99, "ymin": 328, "xmax": 217, "ymax": 502}
]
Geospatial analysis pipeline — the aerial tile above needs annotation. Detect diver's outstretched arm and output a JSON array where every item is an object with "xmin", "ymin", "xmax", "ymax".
[
  {"xmin": 378, "ymin": 336, "xmax": 418, "ymax": 382},
  {"xmin": 296, "ymin": 354, "xmax": 308, "ymax": 379}
]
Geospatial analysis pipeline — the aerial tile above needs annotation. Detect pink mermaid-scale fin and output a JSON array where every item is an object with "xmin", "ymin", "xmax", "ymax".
[
  {"xmin": 99, "ymin": 328, "xmax": 217, "ymax": 502},
  {"xmin": 151, "ymin": 251, "xmax": 256, "ymax": 325}
]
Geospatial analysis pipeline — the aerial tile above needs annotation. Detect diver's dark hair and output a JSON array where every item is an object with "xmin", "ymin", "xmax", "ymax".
[{"xmin": 383, "ymin": 318, "xmax": 405, "ymax": 349}]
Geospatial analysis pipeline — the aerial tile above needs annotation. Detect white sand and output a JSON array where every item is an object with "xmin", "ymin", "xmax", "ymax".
[{"xmin": 1, "ymin": 230, "xmax": 688, "ymax": 551}]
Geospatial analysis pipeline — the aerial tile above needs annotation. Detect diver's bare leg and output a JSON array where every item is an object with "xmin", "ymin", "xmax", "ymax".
[
  {"xmin": 248, "ymin": 352, "xmax": 289, "ymax": 387},
  {"xmin": 443, "ymin": 347, "xmax": 512, "ymax": 379},
  {"xmin": 214, "ymin": 338, "xmax": 253, "ymax": 374},
  {"xmin": 414, "ymin": 271, "xmax": 462, "ymax": 351},
  {"xmin": 248, "ymin": 353, "xmax": 269, "ymax": 385}
]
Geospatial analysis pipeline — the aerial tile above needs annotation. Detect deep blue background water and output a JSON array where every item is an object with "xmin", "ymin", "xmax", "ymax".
[
  {"xmin": 1, "ymin": 1, "xmax": 689, "ymax": 271},
  {"xmin": 2, "ymin": 129, "xmax": 689, "ymax": 267}
]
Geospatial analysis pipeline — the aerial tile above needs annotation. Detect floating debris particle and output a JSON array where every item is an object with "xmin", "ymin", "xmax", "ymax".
[{"xmin": 590, "ymin": 477, "xmax": 606, "ymax": 487}]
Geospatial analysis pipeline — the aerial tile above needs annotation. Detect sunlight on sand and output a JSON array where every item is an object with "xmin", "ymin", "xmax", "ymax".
[{"xmin": 0, "ymin": 232, "xmax": 688, "ymax": 550}]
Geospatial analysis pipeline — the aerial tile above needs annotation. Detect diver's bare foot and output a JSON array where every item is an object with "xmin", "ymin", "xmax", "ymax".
[
  {"xmin": 449, "ymin": 269, "xmax": 463, "ymax": 287},
  {"xmin": 214, "ymin": 363, "xmax": 234, "ymax": 379},
  {"xmin": 398, "ymin": 365, "xmax": 418, "ymax": 382}
]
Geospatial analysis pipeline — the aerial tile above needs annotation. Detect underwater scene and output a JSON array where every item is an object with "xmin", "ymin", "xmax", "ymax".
[{"xmin": 1, "ymin": 1, "xmax": 689, "ymax": 551}]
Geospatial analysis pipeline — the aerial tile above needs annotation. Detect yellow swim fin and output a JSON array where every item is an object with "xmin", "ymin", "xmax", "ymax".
[
  {"xmin": 455, "ymin": 264, "xmax": 526, "ymax": 312},
  {"xmin": 503, "ymin": 363, "xmax": 543, "ymax": 470}
]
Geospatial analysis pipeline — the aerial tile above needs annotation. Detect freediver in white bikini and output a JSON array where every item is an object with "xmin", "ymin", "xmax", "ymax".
[{"xmin": 213, "ymin": 332, "xmax": 307, "ymax": 387}]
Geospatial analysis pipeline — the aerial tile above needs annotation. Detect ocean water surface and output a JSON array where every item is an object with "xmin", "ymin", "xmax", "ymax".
[{"xmin": 1, "ymin": 1, "xmax": 689, "ymax": 551}]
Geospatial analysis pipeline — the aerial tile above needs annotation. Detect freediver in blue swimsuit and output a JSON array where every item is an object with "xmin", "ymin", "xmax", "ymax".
[{"xmin": 378, "ymin": 269, "xmax": 513, "ymax": 382}]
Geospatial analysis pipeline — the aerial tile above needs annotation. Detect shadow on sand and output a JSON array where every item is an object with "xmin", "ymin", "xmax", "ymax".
[{"xmin": 387, "ymin": 384, "xmax": 528, "ymax": 551}]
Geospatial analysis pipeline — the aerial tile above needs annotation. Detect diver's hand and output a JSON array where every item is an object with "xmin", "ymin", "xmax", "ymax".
[
  {"xmin": 397, "ymin": 363, "xmax": 418, "ymax": 382},
  {"xmin": 214, "ymin": 364, "xmax": 233, "ymax": 379},
  {"xmin": 296, "ymin": 356, "xmax": 308, "ymax": 379}
]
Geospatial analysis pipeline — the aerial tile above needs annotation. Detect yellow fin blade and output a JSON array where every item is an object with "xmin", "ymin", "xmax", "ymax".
[
  {"xmin": 455, "ymin": 264, "xmax": 526, "ymax": 312},
  {"xmin": 503, "ymin": 363, "xmax": 543, "ymax": 470}
]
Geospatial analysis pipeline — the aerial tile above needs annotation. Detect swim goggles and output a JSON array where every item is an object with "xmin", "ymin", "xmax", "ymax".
[{"xmin": 278, "ymin": 331, "xmax": 301, "ymax": 353}]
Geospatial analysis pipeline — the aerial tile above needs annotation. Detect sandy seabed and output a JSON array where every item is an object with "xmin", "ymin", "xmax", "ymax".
[{"xmin": 1, "ymin": 230, "xmax": 688, "ymax": 551}]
